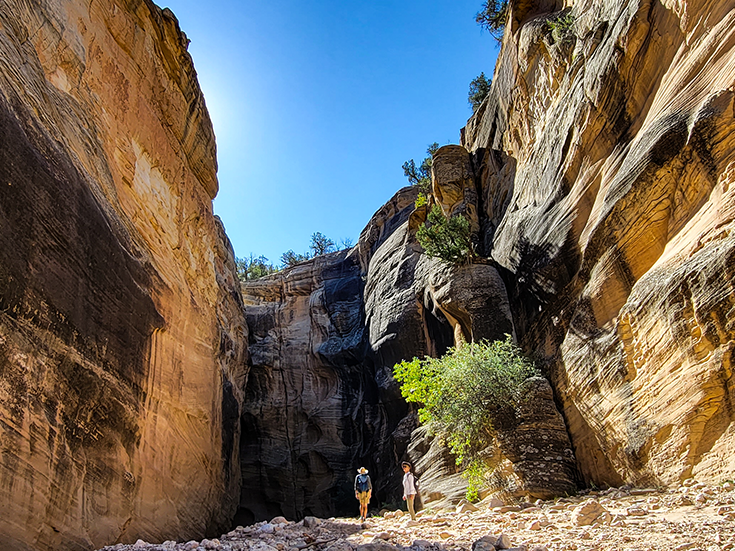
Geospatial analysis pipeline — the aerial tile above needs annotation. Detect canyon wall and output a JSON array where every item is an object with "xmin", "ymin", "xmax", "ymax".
[
  {"xmin": 0, "ymin": 0, "xmax": 247, "ymax": 549},
  {"xmin": 240, "ymin": 184, "xmax": 578, "ymax": 518},
  {"xmin": 461, "ymin": 0, "xmax": 735, "ymax": 486}
]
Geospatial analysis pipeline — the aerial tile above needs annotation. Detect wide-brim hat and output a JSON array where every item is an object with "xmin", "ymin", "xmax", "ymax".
[{"xmin": 357, "ymin": 467, "xmax": 368, "ymax": 474}]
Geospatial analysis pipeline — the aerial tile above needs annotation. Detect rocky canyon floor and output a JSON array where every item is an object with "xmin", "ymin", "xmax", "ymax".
[{"xmin": 99, "ymin": 480, "xmax": 735, "ymax": 551}]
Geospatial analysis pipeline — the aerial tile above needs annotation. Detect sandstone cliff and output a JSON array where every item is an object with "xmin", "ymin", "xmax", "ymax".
[
  {"xmin": 0, "ymin": 0, "xmax": 247, "ymax": 549},
  {"xmin": 460, "ymin": 0, "xmax": 735, "ymax": 486},
  {"xmin": 2, "ymin": 0, "xmax": 734, "ymax": 547}
]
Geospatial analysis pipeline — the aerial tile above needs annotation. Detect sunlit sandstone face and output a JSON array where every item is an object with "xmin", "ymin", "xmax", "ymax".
[
  {"xmin": 463, "ymin": 0, "xmax": 735, "ymax": 486},
  {"xmin": 0, "ymin": 0, "xmax": 247, "ymax": 549}
]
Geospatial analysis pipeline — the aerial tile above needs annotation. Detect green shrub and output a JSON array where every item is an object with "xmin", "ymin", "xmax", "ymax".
[
  {"xmin": 309, "ymin": 231, "xmax": 336, "ymax": 256},
  {"xmin": 415, "ymin": 193, "xmax": 428, "ymax": 209},
  {"xmin": 236, "ymin": 254, "xmax": 279, "ymax": 281},
  {"xmin": 279, "ymin": 232, "xmax": 352, "ymax": 268},
  {"xmin": 416, "ymin": 205, "xmax": 472, "ymax": 264},
  {"xmin": 280, "ymin": 249, "xmax": 310, "ymax": 267},
  {"xmin": 463, "ymin": 460, "xmax": 485, "ymax": 502},
  {"xmin": 393, "ymin": 337, "xmax": 540, "ymax": 467},
  {"xmin": 468, "ymin": 72, "xmax": 491, "ymax": 112}
]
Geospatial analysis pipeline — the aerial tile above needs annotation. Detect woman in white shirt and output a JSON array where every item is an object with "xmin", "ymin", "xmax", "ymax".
[{"xmin": 401, "ymin": 461, "xmax": 417, "ymax": 520}]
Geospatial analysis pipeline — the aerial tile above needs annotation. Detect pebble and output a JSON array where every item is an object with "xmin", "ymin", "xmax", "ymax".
[
  {"xmin": 304, "ymin": 516, "xmax": 321, "ymax": 528},
  {"xmin": 457, "ymin": 501, "xmax": 480, "ymax": 514}
]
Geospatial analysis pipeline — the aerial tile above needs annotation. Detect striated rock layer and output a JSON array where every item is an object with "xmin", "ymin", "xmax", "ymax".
[
  {"xmin": 461, "ymin": 0, "xmax": 735, "ymax": 487},
  {"xmin": 0, "ymin": 0, "xmax": 247, "ymax": 549},
  {"xmin": 239, "ymin": 251, "xmax": 391, "ymax": 523}
]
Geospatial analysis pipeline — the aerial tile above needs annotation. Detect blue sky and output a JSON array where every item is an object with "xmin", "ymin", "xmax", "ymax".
[{"xmin": 161, "ymin": 0, "xmax": 499, "ymax": 265}]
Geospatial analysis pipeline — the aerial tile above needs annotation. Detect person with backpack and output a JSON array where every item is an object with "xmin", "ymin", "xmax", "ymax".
[
  {"xmin": 401, "ymin": 461, "xmax": 418, "ymax": 520},
  {"xmin": 354, "ymin": 467, "xmax": 372, "ymax": 521}
]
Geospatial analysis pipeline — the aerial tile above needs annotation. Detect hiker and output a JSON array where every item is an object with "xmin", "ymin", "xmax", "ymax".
[
  {"xmin": 401, "ymin": 461, "xmax": 418, "ymax": 520},
  {"xmin": 354, "ymin": 467, "xmax": 372, "ymax": 521}
]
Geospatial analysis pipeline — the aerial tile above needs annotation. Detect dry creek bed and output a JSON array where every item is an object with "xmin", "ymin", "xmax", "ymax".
[{"xmin": 99, "ymin": 479, "xmax": 735, "ymax": 551}]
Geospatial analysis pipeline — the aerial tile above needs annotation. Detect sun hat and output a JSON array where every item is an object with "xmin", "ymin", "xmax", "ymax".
[{"xmin": 357, "ymin": 467, "xmax": 368, "ymax": 474}]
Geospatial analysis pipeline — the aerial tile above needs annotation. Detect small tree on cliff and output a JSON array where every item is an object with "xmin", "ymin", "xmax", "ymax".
[
  {"xmin": 468, "ymin": 72, "xmax": 491, "ymax": 112},
  {"xmin": 476, "ymin": 0, "xmax": 509, "ymax": 41},
  {"xmin": 280, "ymin": 249, "xmax": 311, "ymax": 267},
  {"xmin": 236, "ymin": 254, "xmax": 279, "ymax": 282},
  {"xmin": 309, "ymin": 232, "xmax": 336, "ymax": 256},
  {"xmin": 403, "ymin": 142, "xmax": 439, "ymax": 193}
]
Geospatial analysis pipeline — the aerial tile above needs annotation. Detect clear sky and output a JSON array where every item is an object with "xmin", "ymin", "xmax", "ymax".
[{"xmin": 161, "ymin": 0, "xmax": 500, "ymax": 265}]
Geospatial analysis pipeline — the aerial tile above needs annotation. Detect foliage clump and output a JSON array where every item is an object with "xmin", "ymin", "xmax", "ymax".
[
  {"xmin": 279, "ymin": 233, "xmax": 353, "ymax": 268},
  {"xmin": 414, "ymin": 193, "xmax": 428, "ymax": 209},
  {"xmin": 403, "ymin": 142, "xmax": 439, "ymax": 193},
  {"xmin": 393, "ymin": 337, "xmax": 540, "ymax": 498},
  {"xmin": 393, "ymin": 337, "xmax": 539, "ymax": 464},
  {"xmin": 476, "ymin": 0, "xmax": 508, "ymax": 41},
  {"xmin": 416, "ymin": 205, "xmax": 472, "ymax": 264},
  {"xmin": 468, "ymin": 72, "xmax": 491, "ymax": 112},
  {"xmin": 309, "ymin": 231, "xmax": 336, "ymax": 256},
  {"xmin": 280, "ymin": 249, "xmax": 311, "ymax": 268},
  {"xmin": 236, "ymin": 254, "xmax": 279, "ymax": 282},
  {"xmin": 547, "ymin": 11, "xmax": 576, "ymax": 43}
]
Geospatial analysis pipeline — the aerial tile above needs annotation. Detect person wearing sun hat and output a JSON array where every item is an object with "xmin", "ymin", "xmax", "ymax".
[{"xmin": 354, "ymin": 467, "xmax": 372, "ymax": 521}]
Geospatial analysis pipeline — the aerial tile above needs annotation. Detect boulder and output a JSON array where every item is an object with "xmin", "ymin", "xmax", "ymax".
[{"xmin": 571, "ymin": 499, "xmax": 608, "ymax": 526}]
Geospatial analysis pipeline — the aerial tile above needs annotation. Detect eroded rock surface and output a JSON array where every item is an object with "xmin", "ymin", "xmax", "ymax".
[
  {"xmin": 241, "ymin": 0, "xmax": 735, "ymax": 512},
  {"xmin": 462, "ymin": 0, "xmax": 735, "ymax": 486},
  {"xmin": 4, "ymin": 0, "xmax": 734, "ymax": 547},
  {"xmin": 239, "ymin": 251, "xmax": 406, "ymax": 523},
  {"xmin": 0, "ymin": 0, "xmax": 247, "ymax": 549},
  {"xmin": 240, "ymin": 182, "xmax": 576, "ymax": 518}
]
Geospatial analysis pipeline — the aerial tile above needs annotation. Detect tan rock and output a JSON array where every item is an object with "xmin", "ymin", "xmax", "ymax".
[
  {"xmin": 0, "ymin": 0, "xmax": 246, "ymax": 548},
  {"xmin": 462, "ymin": 0, "xmax": 735, "ymax": 490},
  {"xmin": 457, "ymin": 500, "xmax": 480, "ymax": 513},
  {"xmin": 571, "ymin": 500, "xmax": 607, "ymax": 526}
]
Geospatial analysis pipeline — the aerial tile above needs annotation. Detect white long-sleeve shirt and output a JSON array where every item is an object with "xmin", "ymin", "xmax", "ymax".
[{"xmin": 402, "ymin": 471, "xmax": 417, "ymax": 498}]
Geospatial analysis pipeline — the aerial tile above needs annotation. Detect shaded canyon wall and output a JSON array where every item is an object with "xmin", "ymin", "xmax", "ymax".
[
  {"xmin": 240, "ymin": 184, "xmax": 578, "ymax": 518},
  {"xmin": 0, "ymin": 0, "xmax": 247, "ymax": 549}
]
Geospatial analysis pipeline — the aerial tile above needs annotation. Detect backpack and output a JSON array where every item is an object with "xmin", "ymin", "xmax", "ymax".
[{"xmin": 356, "ymin": 474, "xmax": 370, "ymax": 492}]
